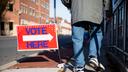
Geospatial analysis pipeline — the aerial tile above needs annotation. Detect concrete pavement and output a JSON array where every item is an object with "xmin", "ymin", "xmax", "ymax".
[
  {"xmin": 1, "ymin": 68, "xmax": 72, "ymax": 72},
  {"xmin": 0, "ymin": 42, "xmax": 73, "ymax": 72},
  {"xmin": 0, "ymin": 35, "xmax": 112, "ymax": 72},
  {"xmin": 1, "ymin": 49, "xmax": 73, "ymax": 72},
  {"xmin": 1, "ymin": 68, "xmax": 59, "ymax": 72},
  {"xmin": 0, "ymin": 35, "xmax": 73, "ymax": 72}
]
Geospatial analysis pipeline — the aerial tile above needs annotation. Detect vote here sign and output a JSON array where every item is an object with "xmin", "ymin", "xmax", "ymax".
[{"xmin": 17, "ymin": 24, "xmax": 58, "ymax": 51}]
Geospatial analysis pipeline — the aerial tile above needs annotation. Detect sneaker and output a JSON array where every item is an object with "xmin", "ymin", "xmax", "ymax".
[
  {"xmin": 85, "ymin": 58, "xmax": 105, "ymax": 71},
  {"xmin": 89, "ymin": 58, "xmax": 99, "ymax": 68},
  {"xmin": 73, "ymin": 67, "xmax": 85, "ymax": 72},
  {"xmin": 85, "ymin": 64, "xmax": 96, "ymax": 71}
]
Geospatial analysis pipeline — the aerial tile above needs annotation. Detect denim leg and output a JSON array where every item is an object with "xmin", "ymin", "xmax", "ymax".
[
  {"xmin": 72, "ymin": 25, "xmax": 86, "ymax": 67},
  {"xmin": 89, "ymin": 27, "xmax": 103, "ymax": 58}
]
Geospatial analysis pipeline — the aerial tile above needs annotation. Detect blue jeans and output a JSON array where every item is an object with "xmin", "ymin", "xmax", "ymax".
[{"xmin": 72, "ymin": 23, "xmax": 103, "ymax": 67}]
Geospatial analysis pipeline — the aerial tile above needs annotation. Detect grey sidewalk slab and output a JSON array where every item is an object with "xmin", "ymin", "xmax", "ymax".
[{"xmin": 1, "ymin": 68, "xmax": 72, "ymax": 72}]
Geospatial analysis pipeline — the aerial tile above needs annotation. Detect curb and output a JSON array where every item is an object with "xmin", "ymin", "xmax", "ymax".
[
  {"xmin": 1, "ymin": 68, "xmax": 60, "ymax": 72},
  {"xmin": 0, "ymin": 61, "xmax": 18, "ymax": 71},
  {"xmin": 0, "ymin": 36, "xmax": 17, "ymax": 40}
]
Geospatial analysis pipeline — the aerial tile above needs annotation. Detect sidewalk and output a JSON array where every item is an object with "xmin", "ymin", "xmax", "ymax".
[
  {"xmin": 1, "ymin": 68, "xmax": 61, "ymax": 72},
  {"xmin": 0, "ymin": 35, "xmax": 111, "ymax": 72},
  {"xmin": 1, "ymin": 43, "xmax": 73, "ymax": 72}
]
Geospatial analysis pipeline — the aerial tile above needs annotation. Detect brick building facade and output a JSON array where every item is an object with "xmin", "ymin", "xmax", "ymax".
[{"xmin": 0, "ymin": 0, "xmax": 49, "ymax": 36}]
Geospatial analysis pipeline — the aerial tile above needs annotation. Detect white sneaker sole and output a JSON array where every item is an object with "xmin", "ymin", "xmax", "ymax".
[{"xmin": 85, "ymin": 64, "xmax": 96, "ymax": 71}]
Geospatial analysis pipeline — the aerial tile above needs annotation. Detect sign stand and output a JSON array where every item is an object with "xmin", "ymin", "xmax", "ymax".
[{"xmin": 54, "ymin": 0, "xmax": 63, "ymax": 64}]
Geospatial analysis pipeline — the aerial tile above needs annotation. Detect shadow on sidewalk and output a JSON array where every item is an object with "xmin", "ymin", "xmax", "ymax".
[
  {"xmin": 38, "ymin": 47, "xmax": 73, "ymax": 63},
  {"xmin": 36, "ymin": 35, "xmax": 73, "ymax": 63},
  {"xmin": 17, "ymin": 56, "xmax": 48, "ymax": 63}
]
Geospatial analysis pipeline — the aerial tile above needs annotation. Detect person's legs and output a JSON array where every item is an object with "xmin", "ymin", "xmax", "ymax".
[
  {"xmin": 72, "ymin": 25, "xmax": 87, "ymax": 67},
  {"xmin": 89, "ymin": 26, "xmax": 103, "ymax": 58},
  {"xmin": 85, "ymin": 26, "xmax": 105, "ymax": 71}
]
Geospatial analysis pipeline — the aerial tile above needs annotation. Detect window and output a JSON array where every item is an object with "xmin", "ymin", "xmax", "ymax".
[
  {"xmin": 46, "ymin": 3, "xmax": 49, "ymax": 10},
  {"xmin": 112, "ymin": 0, "xmax": 118, "ymax": 8},
  {"xmin": 20, "ymin": 5, "xmax": 29, "ymax": 14},
  {"xmin": 9, "ymin": 22, "xmax": 13, "ymax": 30},
  {"xmin": 7, "ymin": 3, "xmax": 13, "ymax": 11},
  {"xmin": 43, "ymin": 2, "xmax": 49, "ymax": 10},
  {"xmin": 31, "ymin": 0, "xmax": 36, "ymax": 3},
  {"xmin": 41, "ymin": 1, "xmax": 45, "ymax": 8},
  {"xmin": 114, "ymin": 0, "xmax": 118, "ymax": 4},
  {"xmin": 31, "ymin": 9, "xmax": 36, "ymax": 16},
  {"xmin": 40, "ymin": 14, "xmax": 43, "ymax": 19},
  {"xmin": 29, "ymin": 8, "xmax": 33, "ymax": 16},
  {"xmin": 20, "ymin": 5, "xmax": 23, "ymax": 13},
  {"xmin": 0, "ymin": 22, "xmax": 4, "ymax": 30}
]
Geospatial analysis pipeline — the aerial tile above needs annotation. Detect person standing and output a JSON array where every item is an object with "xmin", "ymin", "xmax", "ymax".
[{"xmin": 61, "ymin": 0, "xmax": 111, "ymax": 72}]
